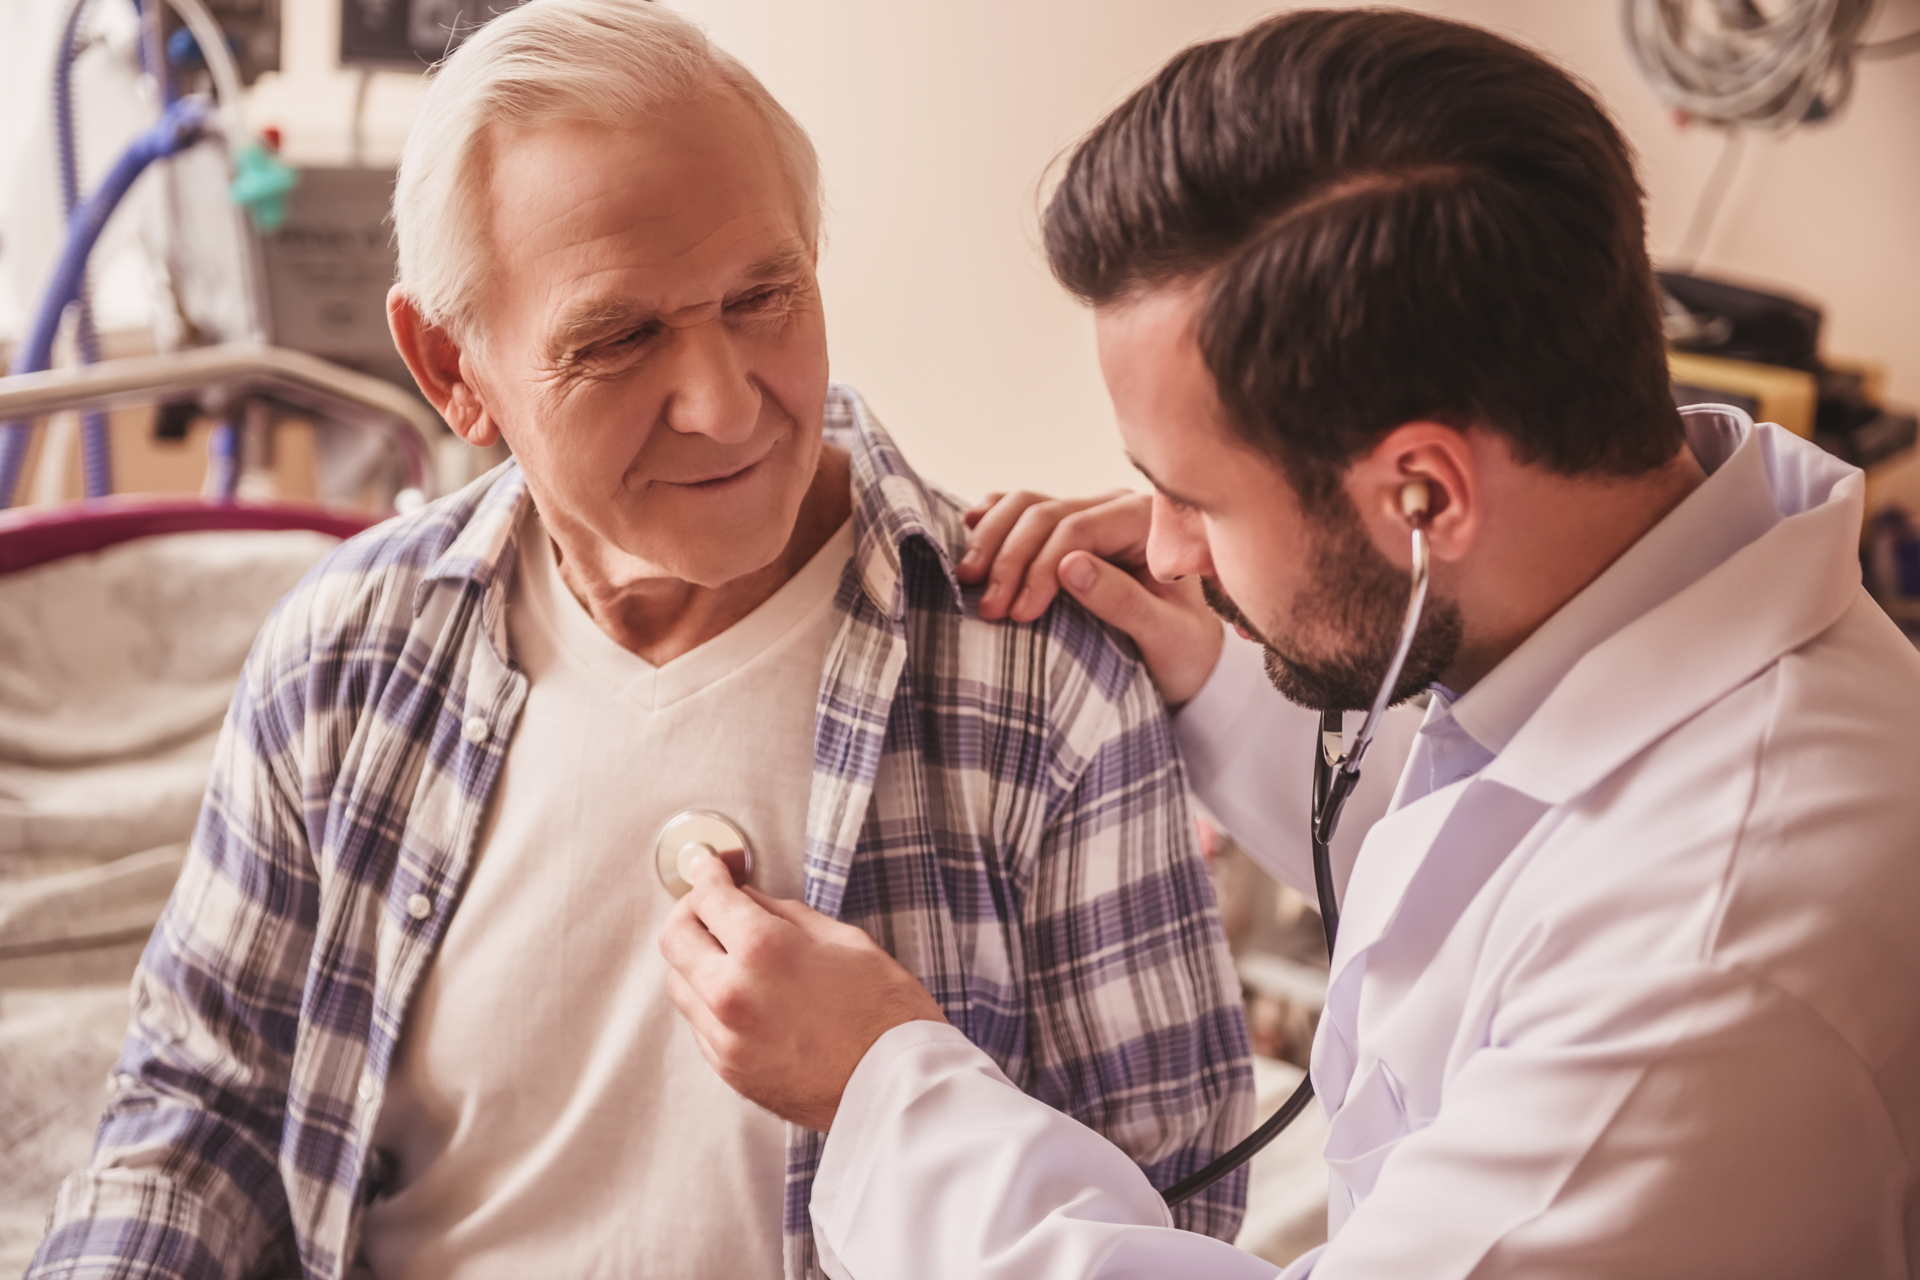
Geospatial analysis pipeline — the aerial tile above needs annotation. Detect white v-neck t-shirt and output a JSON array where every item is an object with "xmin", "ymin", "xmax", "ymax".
[{"xmin": 359, "ymin": 506, "xmax": 855, "ymax": 1280}]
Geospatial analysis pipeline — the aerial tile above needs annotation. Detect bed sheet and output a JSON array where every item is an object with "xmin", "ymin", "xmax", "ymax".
[{"xmin": 0, "ymin": 528, "xmax": 342, "ymax": 1272}]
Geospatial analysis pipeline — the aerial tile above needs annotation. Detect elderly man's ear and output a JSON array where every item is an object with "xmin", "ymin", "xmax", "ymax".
[{"xmin": 388, "ymin": 285, "xmax": 500, "ymax": 448}]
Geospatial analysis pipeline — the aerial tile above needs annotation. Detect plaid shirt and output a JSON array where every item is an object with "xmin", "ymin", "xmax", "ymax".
[{"xmin": 31, "ymin": 386, "xmax": 1252, "ymax": 1280}]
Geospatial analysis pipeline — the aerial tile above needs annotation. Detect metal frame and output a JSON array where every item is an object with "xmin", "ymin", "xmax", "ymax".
[{"xmin": 0, "ymin": 342, "xmax": 444, "ymax": 495}]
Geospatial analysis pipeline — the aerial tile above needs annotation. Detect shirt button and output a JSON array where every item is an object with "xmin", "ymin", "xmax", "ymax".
[
  {"xmin": 357, "ymin": 1074, "xmax": 374, "ymax": 1102},
  {"xmin": 407, "ymin": 893, "xmax": 432, "ymax": 920},
  {"xmin": 462, "ymin": 717, "xmax": 490, "ymax": 744}
]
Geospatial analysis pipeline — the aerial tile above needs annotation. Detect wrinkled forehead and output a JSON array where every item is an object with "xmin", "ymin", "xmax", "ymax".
[{"xmin": 474, "ymin": 97, "xmax": 813, "ymax": 342}]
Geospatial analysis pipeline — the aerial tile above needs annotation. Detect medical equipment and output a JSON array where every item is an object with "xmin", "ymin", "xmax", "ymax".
[
  {"xmin": 3, "ymin": 0, "xmax": 281, "ymax": 507},
  {"xmin": 1622, "ymin": 0, "xmax": 1884, "ymax": 132},
  {"xmin": 341, "ymin": 0, "xmax": 531, "ymax": 69},
  {"xmin": 655, "ymin": 810, "xmax": 756, "ymax": 898},
  {"xmin": 0, "ymin": 94, "xmax": 214, "ymax": 506},
  {"xmin": 3, "ymin": 0, "xmax": 513, "ymax": 513},
  {"xmin": 1161, "ymin": 482, "xmax": 1431, "ymax": 1207},
  {"xmin": 0, "ymin": 343, "xmax": 441, "ymax": 501}
]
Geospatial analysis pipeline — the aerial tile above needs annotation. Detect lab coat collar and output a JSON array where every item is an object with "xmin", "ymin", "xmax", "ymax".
[
  {"xmin": 1448, "ymin": 406, "xmax": 1785, "ymax": 756},
  {"xmin": 1323, "ymin": 410, "xmax": 1863, "ymax": 1040},
  {"xmin": 1482, "ymin": 410, "xmax": 1864, "ymax": 805}
]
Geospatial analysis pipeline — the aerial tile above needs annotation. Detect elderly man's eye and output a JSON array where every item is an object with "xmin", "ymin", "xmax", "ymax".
[
  {"xmin": 728, "ymin": 286, "xmax": 784, "ymax": 313},
  {"xmin": 587, "ymin": 326, "xmax": 658, "ymax": 359}
]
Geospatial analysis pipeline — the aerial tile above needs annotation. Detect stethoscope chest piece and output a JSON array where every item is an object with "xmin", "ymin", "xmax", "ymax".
[{"xmin": 655, "ymin": 809, "xmax": 754, "ymax": 899}]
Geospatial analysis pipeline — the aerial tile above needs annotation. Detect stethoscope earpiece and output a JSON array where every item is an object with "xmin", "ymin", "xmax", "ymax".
[{"xmin": 1398, "ymin": 480, "xmax": 1431, "ymax": 524}]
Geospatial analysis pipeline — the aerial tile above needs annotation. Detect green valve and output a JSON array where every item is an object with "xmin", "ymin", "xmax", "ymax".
[{"xmin": 230, "ymin": 140, "xmax": 299, "ymax": 232}]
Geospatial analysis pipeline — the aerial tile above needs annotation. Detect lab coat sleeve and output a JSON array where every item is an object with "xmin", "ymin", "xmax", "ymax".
[
  {"xmin": 1172, "ymin": 629, "xmax": 1420, "ymax": 901},
  {"xmin": 812, "ymin": 1020, "xmax": 1284, "ymax": 1280}
]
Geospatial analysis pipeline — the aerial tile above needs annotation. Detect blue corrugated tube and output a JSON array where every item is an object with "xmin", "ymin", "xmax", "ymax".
[
  {"xmin": 204, "ymin": 417, "xmax": 239, "ymax": 500},
  {"xmin": 131, "ymin": 0, "xmax": 173, "ymax": 103},
  {"xmin": 0, "ymin": 95, "xmax": 209, "ymax": 509},
  {"xmin": 55, "ymin": 0, "xmax": 114, "ymax": 500}
]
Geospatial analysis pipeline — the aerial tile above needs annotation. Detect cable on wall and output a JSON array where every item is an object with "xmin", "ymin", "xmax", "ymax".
[{"xmin": 1623, "ymin": 0, "xmax": 1882, "ymax": 131}]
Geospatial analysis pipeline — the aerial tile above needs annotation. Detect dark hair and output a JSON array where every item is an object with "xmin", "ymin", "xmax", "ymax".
[{"xmin": 1043, "ymin": 8, "xmax": 1684, "ymax": 508}]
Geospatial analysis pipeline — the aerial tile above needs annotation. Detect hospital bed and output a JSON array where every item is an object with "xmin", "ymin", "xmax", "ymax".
[{"xmin": 0, "ymin": 346, "xmax": 443, "ymax": 1270}]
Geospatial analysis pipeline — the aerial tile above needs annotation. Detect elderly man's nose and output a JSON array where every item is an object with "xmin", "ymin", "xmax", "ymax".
[{"xmin": 662, "ymin": 323, "xmax": 760, "ymax": 443}]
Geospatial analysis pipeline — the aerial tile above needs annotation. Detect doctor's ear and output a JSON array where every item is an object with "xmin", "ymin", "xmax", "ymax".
[
  {"xmin": 388, "ymin": 286, "xmax": 499, "ymax": 448},
  {"xmin": 1344, "ymin": 423, "xmax": 1480, "ymax": 565}
]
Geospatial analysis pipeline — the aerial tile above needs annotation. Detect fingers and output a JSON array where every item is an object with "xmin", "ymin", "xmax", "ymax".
[
  {"xmin": 744, "ymin": 885, "xmax": 824, "ymax": 927},
  {"xmin": 660, "ymin": 871, "xmax": 953, "ymax": 1131},
  {"xmin": 679, "ymin": 854, "xmax": 783, "ymax": 954},
  {"xmin": 968, "ymin": 491, "xmax": 1134, "ymax": 619},
  {"xmin": 957, "ymin": 490, "xmax": 1054, "ymax": 587},
  {"xmin": 962, "ymin": 493, "xmax": 1005, "ymax": 531},
  {"xmin": 745, "ymin": 887, "xmax": 889, "ymax": 956},
  {"xmin": 986, "ymin": 499, "xmax": 1086, "ymax": 620},
  {"xmin": 1006, "ymin": 493, "xmax": 1153, "ymax": 622},
  {"xmin": 1056, "ymin": 550, "xmax": 1162, "ymax": 635},
  {"xmin": 667, "ymin": 967, "xmax": 733, "ymax": 1059},
  {"xmin": 658, "ymin": 893, "xmax": 727, "ymax": 969},
  {"xmin": 1057, "ymin": 554, "xmax": 1226, "ymax": 706}
]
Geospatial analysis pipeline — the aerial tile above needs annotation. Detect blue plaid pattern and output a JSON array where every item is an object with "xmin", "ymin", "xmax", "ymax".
[{"xmin": 29, "ymin": 386, "xmax": 1252, "ymax": 1280}]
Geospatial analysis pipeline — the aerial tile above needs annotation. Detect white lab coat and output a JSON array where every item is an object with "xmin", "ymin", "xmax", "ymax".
[{"xmin": 810, "ymin": 410, "xmax": 1920, "ymax": 1279}]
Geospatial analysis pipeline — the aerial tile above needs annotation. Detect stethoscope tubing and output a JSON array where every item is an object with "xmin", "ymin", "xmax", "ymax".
[{"xmin": 1161, "ymin": 521, "xmax": 1429, "ymax": 1208}]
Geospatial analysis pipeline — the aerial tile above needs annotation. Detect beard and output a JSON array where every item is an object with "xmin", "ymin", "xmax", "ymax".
[{"xmin": 1201, "ymin": 506, "xmax": 1463, "ymax": 713}]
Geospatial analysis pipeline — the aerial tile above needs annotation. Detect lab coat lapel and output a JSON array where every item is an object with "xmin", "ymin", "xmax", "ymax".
[
  {"xmin": 1317, "ymin": 779, "xmax": 1552, "ymax": 1090},
  {"xmin": 1483, "ymin": 466, "xmax": 1864, "ymax": 806},
  {"xmin": 1316, "ymin": 785, "xmax": 1470, "ymax": 1112},
  {"xmin": 1329, "ymin": 788, "xmax": 1468, "ymax": 982},
  {"xmin": 1314, "ymin": 781, "xmax": 1546, "ymax": 1231}
]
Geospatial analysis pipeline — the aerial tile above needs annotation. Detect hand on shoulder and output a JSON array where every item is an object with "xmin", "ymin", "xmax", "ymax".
[{"xmin": 959, "ymin": 490, "xmax": 1224, "ymax": 706}]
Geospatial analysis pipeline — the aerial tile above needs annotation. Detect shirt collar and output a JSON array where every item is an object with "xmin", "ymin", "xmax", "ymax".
[
  {"xmin": 414, "ymin": 383, "xmax": 963, "ymax": 624},
  {"xmin": 1447, "ymin": 405, "xmax": 1782, "ymax": 757},
  {"xmin": 828, "ymin": 383, "xmax": 967, "ymax": 621},
  {"xmin": 412, "ymin": 459, "xmax": 530, "ymax": 615}
]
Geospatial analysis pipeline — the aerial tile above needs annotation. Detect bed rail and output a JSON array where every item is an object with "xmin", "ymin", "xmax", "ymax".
[{"xmin": 0, "ymin": 343, "xmax": 444, "ymax": 495}]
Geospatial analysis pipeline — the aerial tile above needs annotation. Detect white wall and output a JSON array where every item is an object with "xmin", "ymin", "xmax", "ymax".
[
  {"xmin": 7, "ymin": 0, "xmax": 1917, "ymax": 504},
  {"xmin": 665, "ymin": 0, "xmax": 1276, "ymax": 499},
  {"xmin": 671, "ymin": 0, "xmax": 1920, "ymax": 502}
]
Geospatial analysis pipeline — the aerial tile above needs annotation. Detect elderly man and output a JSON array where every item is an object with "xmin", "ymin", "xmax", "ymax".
[{"xmin": 26, "ymin": 2, "xmax": 1252, "ymax": 1277}]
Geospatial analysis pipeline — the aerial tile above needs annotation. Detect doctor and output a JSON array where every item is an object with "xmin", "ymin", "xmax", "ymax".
[{"xmin": 661, "ymin": 9, "xmax": 1920, "ymax": 1277}]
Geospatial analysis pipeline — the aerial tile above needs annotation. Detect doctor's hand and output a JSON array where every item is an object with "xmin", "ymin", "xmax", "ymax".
[
  {"xmin": 960, "ymin": 489, "xmax": 1224, "ymax": 706},
  {"xmin": 660, "ymin": 853, "xmax": 948, "ymax": 1132}
]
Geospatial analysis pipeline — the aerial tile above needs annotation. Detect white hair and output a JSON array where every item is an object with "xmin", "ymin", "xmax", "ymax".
[{"xmin": 393, "ymin": 0, "xmax": 822, "ymax": 340}]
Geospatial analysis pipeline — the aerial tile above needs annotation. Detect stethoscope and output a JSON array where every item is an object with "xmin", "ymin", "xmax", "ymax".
[
  {"xmin": 651, "ymin": 483, "xmax": 1432, "ymax": 1209},
  {"xmin": 1160, "ymin": 481, "xmax": 1432, "ymax": 1206},
  {"xmin": 655, "ymin": 810, "xmax": 755, "ymax": 898}
]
